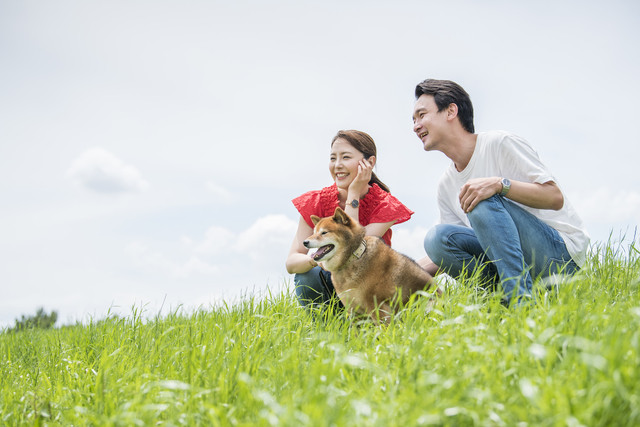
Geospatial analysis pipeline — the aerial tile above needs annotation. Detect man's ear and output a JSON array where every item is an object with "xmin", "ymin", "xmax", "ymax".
[
  {"xmin": 311, "ymin": 215, "xmax": 321, "ymax": 226},
  {"xmin": 446, "ymin": 103, "xmax": 459, "ymax": 121}
]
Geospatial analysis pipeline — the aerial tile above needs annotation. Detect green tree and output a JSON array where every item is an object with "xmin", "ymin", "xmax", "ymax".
[{"xmin": 11, "ymin": 307, "xmax": 58, "ymax": 332}]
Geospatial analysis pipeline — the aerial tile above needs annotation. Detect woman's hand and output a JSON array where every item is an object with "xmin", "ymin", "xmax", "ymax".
[
  {"xmin": 348, "ymin": 158, "xmax": 374, "ymax": 198},
  {"xmin": 285, "ymin": 217, "xmax": 319, "ymax": 274}
]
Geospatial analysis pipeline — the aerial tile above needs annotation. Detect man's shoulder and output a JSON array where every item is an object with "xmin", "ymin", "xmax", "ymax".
[
  {"xmin": 479, "ymin": 130, "xmax": 518, "ymax": 143},
  {"xmin": 479, "ymin": 130, "xmax": 534, "ymax": 151}
]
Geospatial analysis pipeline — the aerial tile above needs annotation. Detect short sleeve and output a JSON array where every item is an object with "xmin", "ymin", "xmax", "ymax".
[
  {"xmin": 360, "ymin": 184, "xmax": 414, "ymax": 226},
  {"xmin": 291, "ymin": 185, "xmax": 339, "ymax": 228},
  {"xmin": 292, "ymin": 190, "xmax": 322, "ymax": 228},
  {"xmin": 486, "ymin": 132, "xmax": 555, "ymax": 185}
]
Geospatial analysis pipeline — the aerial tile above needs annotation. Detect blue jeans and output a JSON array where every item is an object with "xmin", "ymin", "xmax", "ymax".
[
  {"xmin": 424, "ymin": 195, "xmax": 578, "ymax": 304},
  {"xmin": 294, "ymin": 267, "xmax": 344, "ymax": 309}
]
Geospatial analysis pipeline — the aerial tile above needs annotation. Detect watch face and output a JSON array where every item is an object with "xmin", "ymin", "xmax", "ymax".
[
  {"xmin": 501, "ymin": 178, "xmax": 511, "ymax": 196},
  {"xmin": 350, "ymin": 199, "xmax": 359, "ymax": 208}
]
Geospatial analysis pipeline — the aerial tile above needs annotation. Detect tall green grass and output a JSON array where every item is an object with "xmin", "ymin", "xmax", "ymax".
[{"xmin": 1, "ymin": 239, "xmax": 639, "ymax": 426}]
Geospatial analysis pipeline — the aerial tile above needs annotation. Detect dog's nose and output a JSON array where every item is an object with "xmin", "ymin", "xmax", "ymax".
[{"xmin": 303, "ymin": 240, "xmax": 310, "ymax": 248}]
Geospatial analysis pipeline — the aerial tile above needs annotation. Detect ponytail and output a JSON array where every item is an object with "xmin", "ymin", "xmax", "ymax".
[{"xmin": 369, "ymin": 172, "xmax": 390, "ymax": 193}]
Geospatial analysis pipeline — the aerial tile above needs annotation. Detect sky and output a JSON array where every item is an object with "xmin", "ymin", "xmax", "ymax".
[{"xmin": 1, "ymin": 0, "xmax": 639, "ymax": 328}]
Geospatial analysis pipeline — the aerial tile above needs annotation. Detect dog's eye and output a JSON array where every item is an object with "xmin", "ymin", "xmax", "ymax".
[{"xmin": 321, "ymin": 231, "xmax": 328, "ymax": 235}]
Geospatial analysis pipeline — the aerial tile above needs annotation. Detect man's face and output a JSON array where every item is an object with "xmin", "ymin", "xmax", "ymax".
[{"xmin": 412, "ymin": 94, "xmax": 448, "ymax": 152}]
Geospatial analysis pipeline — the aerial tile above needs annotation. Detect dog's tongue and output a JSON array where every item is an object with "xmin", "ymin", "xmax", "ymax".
[{"xmin": 313, "ymin": 244, "xmax": 334, "ymax": 261}]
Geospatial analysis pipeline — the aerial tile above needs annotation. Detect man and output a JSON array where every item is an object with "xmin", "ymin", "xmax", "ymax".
[{"xmin": 413, "ymin": 79, "xmax": 589, "ymax": 306}]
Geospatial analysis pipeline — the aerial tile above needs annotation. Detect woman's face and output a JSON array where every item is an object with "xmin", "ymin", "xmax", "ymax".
[{"xmin": 329, "ymin": 138, "xmax": 366, "ymax": 190}]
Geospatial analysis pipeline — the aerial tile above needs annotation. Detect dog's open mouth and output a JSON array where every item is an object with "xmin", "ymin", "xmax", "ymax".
[{"xmin": 312, "ymin": 244, "xmax": 334, "ymax": 261}]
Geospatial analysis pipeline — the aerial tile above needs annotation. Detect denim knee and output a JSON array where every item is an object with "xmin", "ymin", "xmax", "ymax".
[
  {"xmin": 424, "ymin": 225, "xmax": 447, "ymax": 265},
  {"xmin": 466, "ymin": 196, "xmax": 500, "ymax": 227},
  {"xmin": 294, "ymin": 267, "xmax": 335, "ymax": 307},
  {"xmin": 294, "ymin": 271, "xmax": 321, "ymax": 305}
]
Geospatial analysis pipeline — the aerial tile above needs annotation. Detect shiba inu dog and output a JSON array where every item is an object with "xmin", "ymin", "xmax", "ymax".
[{"xmin": 304, "ymin": 207, "xmax": 437, "ymax": 324}]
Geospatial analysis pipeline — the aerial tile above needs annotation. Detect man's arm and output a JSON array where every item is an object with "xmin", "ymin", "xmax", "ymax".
[
  {"xmin": 417, "ymin": 255, "xmax": 440, "ymax": 276},
  {"xmin": 459, "ymin": 177, "xmax": 563, "ymax": 214}
]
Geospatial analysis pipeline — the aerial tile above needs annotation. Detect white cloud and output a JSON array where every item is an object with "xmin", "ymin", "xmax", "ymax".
[
  {"xmin": 192, "ymin": 226, "xmax": 236, "ymax": 256},
  {"xmin": 125, "ymin": 214, "xmax": 298, "ymax": 280},
  {"xmin": 234, "ymin": 215, "xmax": 298, "ymax": 259},
  {"xmin": 66, "ymin": 148, "xmax": 149, "ymax": 194},
  {"xmin": 573, "ymin": 187, "xmax": 640, "ymax": 223}
]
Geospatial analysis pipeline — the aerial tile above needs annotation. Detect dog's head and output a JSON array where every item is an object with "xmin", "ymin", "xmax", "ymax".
[{"xmin": 303, "ymin": 207, "xmax": 363, "ymax": 269}]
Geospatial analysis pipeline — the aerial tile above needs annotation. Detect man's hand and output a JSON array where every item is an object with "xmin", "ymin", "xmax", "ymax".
[
  {"xmin": 459, "ymin": 177, "xmax": 502, "ymax": 213},
  {"xmin": 460, "ymin": 178, "xmax": 564, "ymax": 213}
]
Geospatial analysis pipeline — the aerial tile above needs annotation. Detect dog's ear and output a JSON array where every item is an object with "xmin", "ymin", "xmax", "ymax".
[
  {"xmin": 310, "ymin": 215, "xmax": 321, "ymax": 226},
  {"xmin": 333, "ymin": 207, "xmax": 351, "ymax": 225}
]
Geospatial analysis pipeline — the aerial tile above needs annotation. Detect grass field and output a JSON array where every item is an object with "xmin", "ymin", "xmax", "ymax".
[{"xmin": 1, "ymin": 239, "xmax": 639, "ymax": 426}]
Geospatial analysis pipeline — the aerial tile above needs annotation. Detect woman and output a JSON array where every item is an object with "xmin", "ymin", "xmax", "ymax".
[{"xmin": 286, "ymin": 130, "xmax": 414, "ymax": 308}]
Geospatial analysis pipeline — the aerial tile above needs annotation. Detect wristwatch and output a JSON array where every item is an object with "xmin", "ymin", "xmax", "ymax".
[
  {"xmin": 350, "ymin": 199, "xmax": 360, "ymax": 208},
  {"xmin": 500, "ymin": 178, "xmax": 511, "ymax": 196}
]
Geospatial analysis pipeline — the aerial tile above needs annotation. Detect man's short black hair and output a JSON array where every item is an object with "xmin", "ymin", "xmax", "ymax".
[{"xmin": 415, "ymin": 79, "xmax": 475, "ymax": 133}]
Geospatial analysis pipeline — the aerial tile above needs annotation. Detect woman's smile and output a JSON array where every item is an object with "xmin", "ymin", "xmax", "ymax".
[{"xmin": 329, "ymin": 138, "xmax": 364, "ymax": 189}]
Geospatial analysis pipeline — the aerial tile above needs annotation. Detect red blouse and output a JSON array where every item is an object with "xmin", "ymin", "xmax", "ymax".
[{"xmin": 292, "ymin": 183, "xmax": 414, "ymax": 246}]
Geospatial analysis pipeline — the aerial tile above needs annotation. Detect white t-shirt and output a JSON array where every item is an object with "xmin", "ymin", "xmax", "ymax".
[{"xmin": 437, "ymin": 130, "xmax": 590, "ymax": 267}]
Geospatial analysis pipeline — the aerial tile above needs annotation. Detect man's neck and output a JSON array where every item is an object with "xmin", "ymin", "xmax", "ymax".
[{"xmin": 446, "ymin": 132, "xmax": 477, "ymax": 172}]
